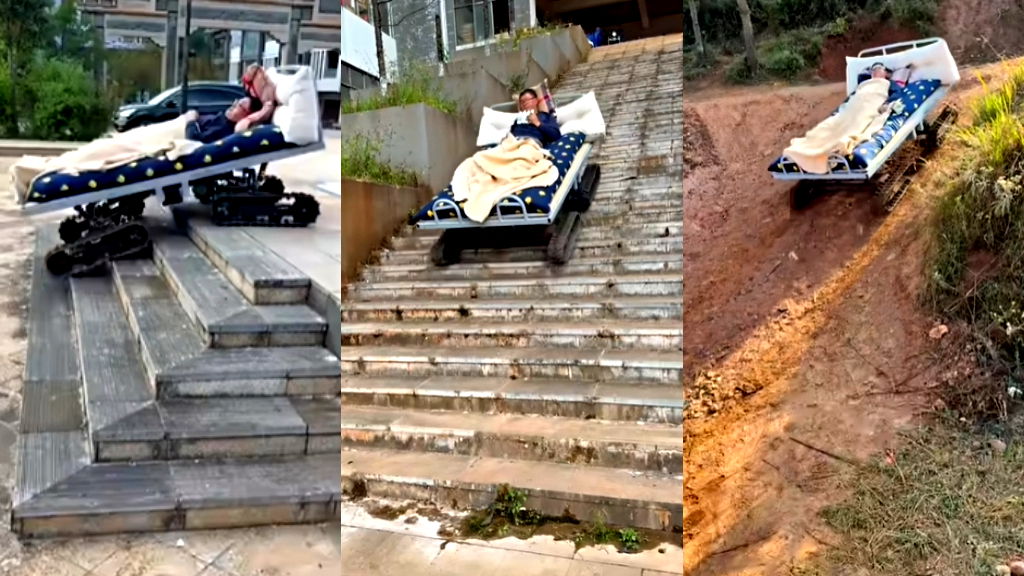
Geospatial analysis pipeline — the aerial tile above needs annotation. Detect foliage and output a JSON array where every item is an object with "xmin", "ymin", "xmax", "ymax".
[
  {"xmin": 341, "ymin": 133, "xmax": 419, "ymax": 187},
  {"xmin": 884, "ymin": 0, "xmax": 940, "ymax": 34},
  {"xmin": 342, "ymin": 60, "xmax": 458, "ymax": 116},
  {"xmin": 23, "ymin": 58, "xmax": 113, "ymax": 141},
  {"xmin": 105, "ymin": 48, "xmax": 164, "ymax": 104},
  {"xmin": 925, "ymin": 64, "xmax": 1024, "ymax": 375},
  {"xmin": 0, "ymin": 0, "xmax": 56, "ymax": 136}
]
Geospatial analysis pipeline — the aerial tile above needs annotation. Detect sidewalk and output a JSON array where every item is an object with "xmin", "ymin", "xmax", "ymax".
[{"xmin": 339, "ymin": 503, "xmax": 683, "ymax": 576}]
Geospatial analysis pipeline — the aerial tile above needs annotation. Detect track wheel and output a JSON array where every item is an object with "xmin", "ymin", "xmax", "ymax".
[
  {"xmin": 547, "ymin": 211, "xmax": 582, "ymax": 265},
  {"xmin": 45, "ymin": 248, "xmax": 72, "ymax": 276},
  {"xmin": 788, "ymin": 181, "xmax": 816, "ymax": 212},
  {"xmin": 430, "ymin": 230, "xmax": 462, "ymax": 267}
]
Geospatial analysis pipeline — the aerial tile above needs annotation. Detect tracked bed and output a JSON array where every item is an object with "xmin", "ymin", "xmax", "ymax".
[
  {"xmin": 12, "ymin": 65, "xmax": 325, "ymax": 276},
  {"xmin": 768, "ymin": 38, "xmax": 961, "ymax": 212}
]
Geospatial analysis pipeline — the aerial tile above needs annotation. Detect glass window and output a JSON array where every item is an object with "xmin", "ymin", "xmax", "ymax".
[{"xmin": 454, "ymin": 0, "xmax": 510, "ymax": 47}]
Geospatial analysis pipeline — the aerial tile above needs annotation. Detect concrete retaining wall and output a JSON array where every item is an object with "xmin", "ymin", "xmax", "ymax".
[
  {"xmin": 341, "ymin": 103, "xmax": 476, "ymax": 193},
  {"xmin": 341, "ymin": 179, "xmax": 433, "ymax": 286},
  {"xmin": 343, "ymin": 26, "xmax": 591, "ymax": 193}
]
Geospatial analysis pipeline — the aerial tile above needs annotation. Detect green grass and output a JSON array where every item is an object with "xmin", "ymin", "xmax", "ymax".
[
  {"xmin": 340, "ymin": 134, "xmax": 418, "ymax": 187},
  {"xmin": 342, "ymin": 63, "xmax": 458, "ymax": 116},
  {"xmin": 925, "ymin": 63, "xmax": 1024, "ymax": 397},
  {"xmin": 726, "ymin": 27, "xmax": 827, "ymax": 84},
  {"xmin": 792, "ymin": 418, "xmax": 1024, "ymax": 576}
]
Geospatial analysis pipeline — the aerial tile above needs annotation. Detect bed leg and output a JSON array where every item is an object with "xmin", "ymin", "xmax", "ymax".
[{"xmin": 547, "ymin": 211, "xmax": 582, "ymax": 265}]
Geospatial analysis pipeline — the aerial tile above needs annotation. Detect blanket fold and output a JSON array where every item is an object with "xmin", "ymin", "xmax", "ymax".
[
  {"xmin": 451, "ymin": 135, "xmax": 559, "ymax": 223},
  {"xmin": 783, "ymin": 77, "xmax": 894, "ymax": 174},
  {"xmin": 11, "ymin": 112, "xmax": 205, "ymax": 203}
]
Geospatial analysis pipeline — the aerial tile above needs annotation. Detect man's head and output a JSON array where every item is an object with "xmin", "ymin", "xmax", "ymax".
[
  {"xmin": 242, "ymin": 64, "xmax": 266, "ymax": 93},
  {"xmin": 226, "ymin": 98, "xmax": 252, "ymax": 122},
  {"xmin": 870, "ymin": 62, "xmax": 889, "ymax": 79},
  {"xmin": 518, "ymin": 88, "xmax": 539, "ymax": 112}
]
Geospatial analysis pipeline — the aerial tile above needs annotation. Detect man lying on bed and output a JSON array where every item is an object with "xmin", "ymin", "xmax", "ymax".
[
  {"xmin": 781, "ymin": 62, "xmax": 910, "ymax": 174},
  {"xmin": 448, "ymin": 89, "xmax": 564, "ymax": 222},
  {"xmin": 11, "ymin": 98, "xmax": 270, "ymax": 202}
]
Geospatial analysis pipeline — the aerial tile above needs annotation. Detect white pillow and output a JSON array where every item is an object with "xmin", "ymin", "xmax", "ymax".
[
  {"xmin": 845, "ymin": 38, "xmax": 959, "ymax": 95},
  {"xmin": 555, "ymin": 92, "xmax": 605, "ymax": 141},
  {"xmin": 268, "ymin": 67, "xmax": 319, "ymax": 145},
  {"xmin": 477, "ymin": 106, "xmax": 519, "ymax": 147}
]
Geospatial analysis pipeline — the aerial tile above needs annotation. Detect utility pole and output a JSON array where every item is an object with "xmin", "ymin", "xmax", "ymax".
[{"xmin": 182, "ymin": 0, "xmax": 192, "ymax": 112}]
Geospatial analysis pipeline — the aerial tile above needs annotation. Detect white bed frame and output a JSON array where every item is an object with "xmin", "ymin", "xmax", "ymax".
[
  {"xmin": 771, "ymin": 38, "xmax": 956, "ymax": 182},
  {"xmin": 16, "ymin": 65, "xmax": 325, "ymax": 216},
  {"xmin": 416, "ymin": 93, "xmax": 601, "ymax": 230}
]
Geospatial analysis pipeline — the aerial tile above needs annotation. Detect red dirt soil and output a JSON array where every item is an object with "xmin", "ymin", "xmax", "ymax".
[{"xmin": 682, "ymin": 57, "xmax": 1007, "ymax": 573}]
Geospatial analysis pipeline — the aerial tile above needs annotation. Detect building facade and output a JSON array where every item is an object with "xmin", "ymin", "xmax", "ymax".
[{"xmin": 80, "ymin": 0, "xmax": 343, "ymax": 124}]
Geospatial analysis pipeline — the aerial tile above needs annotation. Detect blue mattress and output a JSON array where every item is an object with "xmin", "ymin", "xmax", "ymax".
[
  {"xmin": 411, "ymin": 132, "xmax": 587, "ymax": 224},
  {"xmin": 768, "ymin": 79, "xmax": 943, "ymax": 174},
  {"xmin": 26, "ymin": 124, "xmax": 296, "ymax": 204}
]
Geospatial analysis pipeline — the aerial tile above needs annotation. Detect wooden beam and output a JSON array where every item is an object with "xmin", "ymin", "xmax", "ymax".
[{"xmin": 637, "ymin": 0, "xmax": 649, "ymax": 28}]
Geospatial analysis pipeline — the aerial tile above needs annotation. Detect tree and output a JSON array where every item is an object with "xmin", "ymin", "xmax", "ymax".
[
  {"xmin": 0, "ymin": 0, "xmax": 52, "ymax": 136},
  {"xmin": 688, "ymin": 0, "xmax": 706, "ymax": 64},
  {"xmin": 373, "ymin": 0, "xmax": 387, "ymax": 90},
  {"xmin": 735, "ymin": 0, "xmax": 758, "ymax": 75}
]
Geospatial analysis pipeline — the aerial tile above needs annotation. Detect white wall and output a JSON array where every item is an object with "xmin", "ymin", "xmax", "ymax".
[{"xmin": 341, "ymin": 7, "xmax": 396, "ymax": 78}]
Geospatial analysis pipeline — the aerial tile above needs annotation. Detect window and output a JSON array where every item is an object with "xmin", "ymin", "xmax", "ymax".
[
  {"xmin": 342, "ymin": 0, "xmax": 372, "ymax": 22},
  {"xmin": 454, "ymin": 0, "xmax": 510, "ymax": 47},
  {"xmin": 188, "ymin": 88, "xmax": 237, "ymax": 106}
]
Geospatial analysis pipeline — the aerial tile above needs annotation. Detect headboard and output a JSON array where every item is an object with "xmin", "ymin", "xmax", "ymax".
[{"xmin": 844, "ymin": 37, "xmax": 960, "ymax": 95}]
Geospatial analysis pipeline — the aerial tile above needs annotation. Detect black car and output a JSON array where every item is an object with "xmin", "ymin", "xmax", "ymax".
[{"xmin": 113, "ymin": 81, "xmax": 248, "ymax": 132}]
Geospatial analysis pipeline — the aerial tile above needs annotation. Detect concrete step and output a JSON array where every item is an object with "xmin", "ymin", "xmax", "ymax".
[
  {"xmin": 347, "ymin": 273, "xmax": 682, "ymax": 300},
  {"xmin": 180, "ymin": 214, "xmax": 311, "ymax": 305},
  {"xmin": 340, "ymin": 376, "xmax": 683, "ymax": 424},
  {"xmin": 341, "ymin": 296, "xmax": 682, "ymax": 322},
  {"xmin": 394, "ymin": 223, "xmax": 681, "ymax": 251},
  {"xmin": 152, "ymin": 231, "xmax": 326, "ymax": 348},
  {"xmin": 362, "ymin": 254, "xmax": 681, "ymax": 281},
  {"xmin": 340, "ymin": 320, "xmax": 682, "ymax": 350},
  {"xmin": 12, "ymin": 433, "xmax": 339, "ymax": 538},
  {"xmin": 342, "ymin": 448, "xmax": 681, "ymax": 532},
  {"xmin": 341, "ymin": 406, "xmax": 682, "ymax": 472},
  {"xmin": 340, "ymin": 345, "xmax": 682, "ymax": 383},
  {"xmin": 93, "ymin": 397, "xmax": 339, "ymax": 462},
  {"xmin": 113, "ymin": 260, "xmax": 339, "ymax": 398},
  {"xmin": 380, "ymin": 235, "xmax": 682, "ymax": 264}
]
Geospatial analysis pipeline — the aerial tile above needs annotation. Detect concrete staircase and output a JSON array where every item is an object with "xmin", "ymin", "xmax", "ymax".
[
  {"xmin": 341, "ymin": 36, "xmax": 683, "ymax": 531},
  {"xmin": 12, "ymin": 213, "xmax": 340, "ymax": 537}
]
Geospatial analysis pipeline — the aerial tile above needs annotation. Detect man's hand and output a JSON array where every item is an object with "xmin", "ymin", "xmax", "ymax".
[
  {"xmin": 527, "ymin": 110, "xmax": 541, "ymax": 127},
  {"xmin": 235, "ymin": 119, "xmax": 250, "ymax": 133}
]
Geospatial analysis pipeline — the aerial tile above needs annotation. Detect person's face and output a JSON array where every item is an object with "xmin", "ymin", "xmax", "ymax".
[
  {"xmin": 518, "ymin": 93, "xmax": 538, "ymax": 112},
  {"xmin": 871, "ymin": 66, "xmax": 887, "ymax": 79}
]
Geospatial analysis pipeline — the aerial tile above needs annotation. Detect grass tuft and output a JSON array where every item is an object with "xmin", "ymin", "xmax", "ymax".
[
  {"xmin": 342, "ymin": 62, "xmax": 459, "ymax": 116},
  {"xmin": 340, "ymin": 134, "xmax": 419, "ymax": 187}
]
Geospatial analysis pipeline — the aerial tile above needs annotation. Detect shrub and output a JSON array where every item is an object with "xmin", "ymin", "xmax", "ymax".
[
  {"xmin": 342, "ymin": 61, "xmax": 459, "ymax": 116},
  {"xmin": 23, "ymin": 59, "xmax": 112, "ymax": 141},
  {"xmin": 885, "ymin": 0, "xmax": 939, "ymax": 34}
]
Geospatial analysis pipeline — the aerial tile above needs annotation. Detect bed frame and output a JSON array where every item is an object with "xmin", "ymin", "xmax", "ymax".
[{"xmin": 17, "ymin": 65, "xmax": 325, "ymax": 217}]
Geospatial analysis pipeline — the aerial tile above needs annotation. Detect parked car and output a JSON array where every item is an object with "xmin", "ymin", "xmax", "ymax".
[{"xmin": 113, "ymin": 81, "xmax": 248, "ymax": 132}]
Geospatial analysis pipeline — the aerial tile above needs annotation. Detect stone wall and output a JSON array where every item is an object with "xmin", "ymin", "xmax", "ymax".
[{"xmin": 341, "ymin": 179, "xmax": 433, "ymax": 285}]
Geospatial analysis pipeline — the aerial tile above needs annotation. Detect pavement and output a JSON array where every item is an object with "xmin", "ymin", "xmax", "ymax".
[{"xmin": 338, "ymin": 502, "xmax": 682, "ymax": 575}]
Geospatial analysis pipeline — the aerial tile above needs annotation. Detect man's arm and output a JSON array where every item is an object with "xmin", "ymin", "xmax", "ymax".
[
  {"xmin": 535, "ymin": 112, "xmax": 561, "ymax": 142},
  {"xmin": 236, "ymin": 84, "xmax": 277, "ymax": 131}
]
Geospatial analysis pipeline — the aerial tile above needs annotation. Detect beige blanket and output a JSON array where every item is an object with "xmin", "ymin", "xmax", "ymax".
[
  {"xmin": 783, "ymin": 77, "xmax": 894, "ymax": 174},
  {"xmin": 11, "ymin": 112, "xmax": 205, "ymax": 203},
  {"xmin": 451, "ymin": 135, "xmax": 560, "ymax": 223}
]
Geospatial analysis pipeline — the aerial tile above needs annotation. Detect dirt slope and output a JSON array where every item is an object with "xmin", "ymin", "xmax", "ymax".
[{"xmin": 682, "ymin": 63, "xmax": 1006, "ymax": 574}]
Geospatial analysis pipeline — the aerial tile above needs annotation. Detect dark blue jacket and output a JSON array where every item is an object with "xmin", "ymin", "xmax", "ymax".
[
  {"xmin": 510, "ymin": 111, "xmax": 561, "ymax": 147},
  {"xmin": 186, "ymin": 113, "xmax": 236, "ymax": 143}
]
